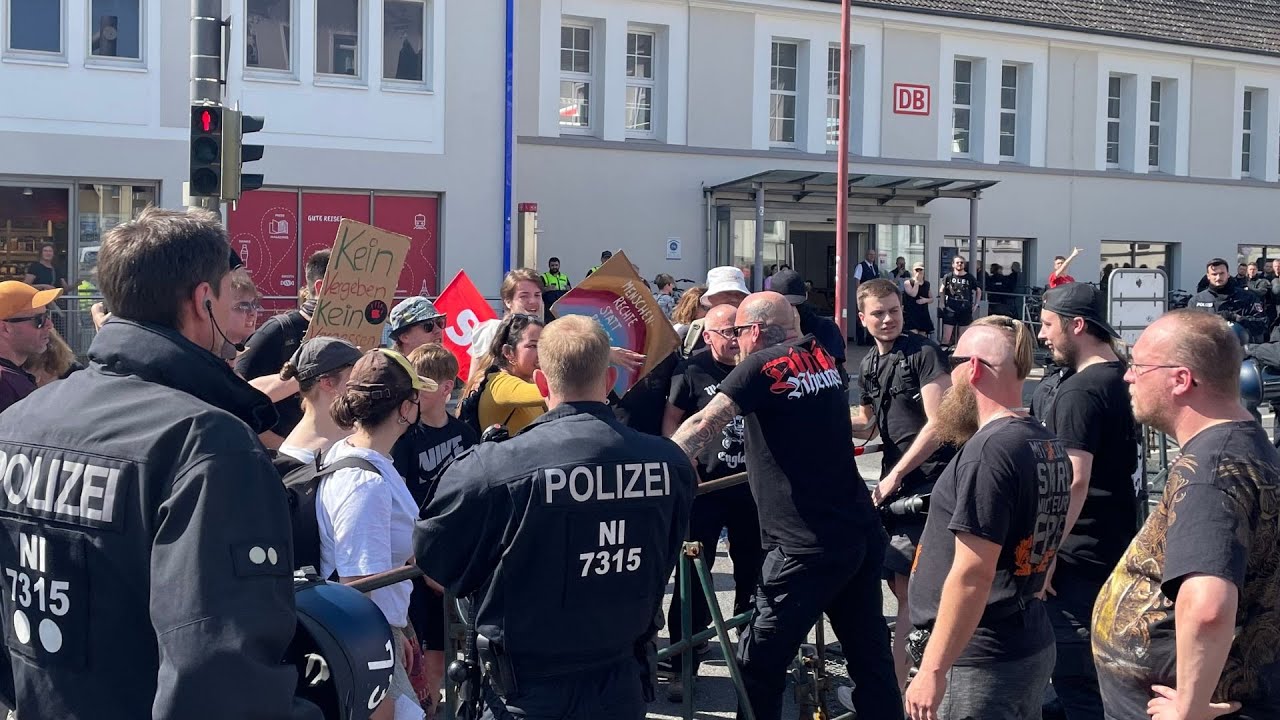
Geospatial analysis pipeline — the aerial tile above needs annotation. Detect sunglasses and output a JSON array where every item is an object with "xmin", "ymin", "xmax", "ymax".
[
  {"xmin": 4, "ymin": 312, "xmax": 50, "ymax": 329},
  {"xmin": 731, "ymin": 322, "xmax": 762, "ymax": 338},
  {"xmin": 416, "ymin": 315, "xmax": 447, "ymax": 333},
  {"xmin": 948, "ymin": 355, "xmax": 996, "ymax": 372}
]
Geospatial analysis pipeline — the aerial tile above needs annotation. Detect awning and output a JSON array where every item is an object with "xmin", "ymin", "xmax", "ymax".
[{"xmin": 705, "ymin": 170, "xmax": 998, "ymax": 206}]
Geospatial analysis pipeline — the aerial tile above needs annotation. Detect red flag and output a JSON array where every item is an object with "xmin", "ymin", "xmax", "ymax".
[{"xmin": 435, "ymin": 270, "xmax": 498, "ymax": 380}]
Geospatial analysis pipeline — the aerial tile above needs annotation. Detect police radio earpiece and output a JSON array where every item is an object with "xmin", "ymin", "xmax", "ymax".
[{"xmin": 205, "ymin": 298, "xmax": 246, "ymax": 352}]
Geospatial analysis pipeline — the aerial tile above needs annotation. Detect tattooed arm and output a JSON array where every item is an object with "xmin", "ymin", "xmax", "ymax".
[{"xmin": 671, "ymin": 393, "xmax": 742, "ymax": 460}]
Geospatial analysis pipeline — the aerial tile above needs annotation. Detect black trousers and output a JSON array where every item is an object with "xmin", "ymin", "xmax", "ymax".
[
  {"xmin": 1045, "ymin": 563, "xmax": 1106, "ymax": 720},
  {"xmin": 666, "ymin": 484, "xmax": 762, "ymax": 673},
  {"xmin": 481, "ymin": 658, "xmax": 644, "ymax": 720},
  {"xmin": 736, "ymin": 531, "xmax": 902, "ymax": 720}
]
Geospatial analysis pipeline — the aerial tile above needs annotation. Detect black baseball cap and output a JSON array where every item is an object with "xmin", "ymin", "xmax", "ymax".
[
  {"xmin": 771, "ymin": 268, "xmax": 808, "ymax": 305},
  {"xmin": 1041, "ymin": 283, "xmax": 1120, "ymax": 339},
  {"xmin": 288, "ymin": 337, "xmax": 364, "ymax": 383}
]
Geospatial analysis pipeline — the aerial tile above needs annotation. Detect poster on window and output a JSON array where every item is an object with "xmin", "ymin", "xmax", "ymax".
[
  {"xmin": 301, "ymin": 192, "xmax": 371, "ymax": 273},
  {"xmin": 373, "ymin": 194, "xmax": 439, "ymax": 297},
  {"xmin": 226, "ymin": 189, "xmax": 299, "ymax": 316}
]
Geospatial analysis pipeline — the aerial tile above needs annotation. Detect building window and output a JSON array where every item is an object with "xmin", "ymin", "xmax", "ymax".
[
  {"xmin": 87, "ymin": 0, "xmax": 140, "ymax": 60},
  {"xmin": 559, "ymin": 25, "xmax": 592, "ymax": 130},
  {"xmin": 769, "ymin": 41, "xmax": 799, "ymax": 146},
  {"xmin": 1149, "ymin": 80, "xmax": 1163, "ymax": 170},
  {"xmin": 6, "ymin": 0, "xmax": 63, "ymax": 56},
  {"xmin": 1106, "ymin": 75, "xmax": 1123, "ymax": 167},
  {"xmin": 826, "ymin": 45, "xmax": 841, "ymax": 147},
  {"xmin": 246, "ymin": 0, "xmax": 291, "ymax": 72},
  {"xmin": 383, "ymin": 0, "xmax": 427, "ymax": 84},
  {"xmin": 952, "ymin": 59, "xmax": 972, "ymax": 157},
  {"xmin": 999, "ymin": 64, "xmax": 1018, "ymax": 160},
  {"xmin": 1242, "ymin": 90, "xmax": 1254, "ymax": 175},
  {"xmin": 625, "ymin": 30, "xmax": 655, "ymax": 137},
  {"xmin": 316, "ymin": 0, "xmax": 360, "ymax": 77}
]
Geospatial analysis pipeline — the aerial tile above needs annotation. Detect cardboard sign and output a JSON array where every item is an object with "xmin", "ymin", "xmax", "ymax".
[
  {"xmin": 551, "ymin": 251, "xmax": 678, "ymax": 396},
  {"xmin": 434, "ymin": 270, "xmax": 499, "ymax": 380},
  {"xmin": 305, "ymin": 219, "xmax": 411, "ymax": 350}
]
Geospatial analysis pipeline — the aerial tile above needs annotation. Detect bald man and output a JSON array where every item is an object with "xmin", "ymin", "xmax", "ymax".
[
  {"xmin": 671, "ymin": 291, "xmax": 900, "ymax": 720},
  {"xmin": 1092, "ymin": 310, "xmax": 1280, "ymax": 720},
  {"xmin": 660, "ymin": 304, "xmax": 760, "ymax": 701},
  {"xmin": 903, "ymin": 316, "xmax": 1071, "ymax": 720}
]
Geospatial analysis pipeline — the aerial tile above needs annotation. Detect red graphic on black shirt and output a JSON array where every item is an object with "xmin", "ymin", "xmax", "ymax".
[{"xmin": 761, "ymin": 343, "xmax": 843, "ymax": 399}]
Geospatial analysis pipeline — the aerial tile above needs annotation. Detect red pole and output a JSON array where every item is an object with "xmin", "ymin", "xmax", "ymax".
[{"xmin": 834, "ymin": 0, "xmax": 852, "ymax": 340}]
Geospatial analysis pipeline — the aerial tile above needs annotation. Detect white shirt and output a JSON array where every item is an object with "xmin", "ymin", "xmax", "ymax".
[
  {"xmin": 317, "ymin": 438, "xmax": 418, "ymax": 628},
  {"xmin": 469, "ymin": 318, "xmax": 501, "ymax": 360},
  {"xmin": 278, "ymin": 444, "xmax": 316, "ymax": 464}
]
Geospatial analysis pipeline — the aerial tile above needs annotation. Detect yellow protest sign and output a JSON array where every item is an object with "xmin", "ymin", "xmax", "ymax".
[{"xmin": 305, "ymin": 219, "xmax": 410, "ymax": 350}]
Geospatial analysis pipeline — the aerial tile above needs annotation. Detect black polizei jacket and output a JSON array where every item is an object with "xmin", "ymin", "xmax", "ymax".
[
  {"xmin": 415, "ymin": 402, "xmax": 695, "ymax": 683},
  {"xmin": 1191, "ymin": 283, "xmax": 1268, "ymax": 342},
  {"xmin": 0, "ymin": 319, "xmax": 320, "ymax": 720}
]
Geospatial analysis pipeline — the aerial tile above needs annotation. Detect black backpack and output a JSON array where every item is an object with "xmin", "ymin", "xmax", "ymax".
[
  {"xmin": 274, "ymin": 453, "xmax": 379, "ymax": 574},
  {"xmin": 457, "ymin": 367, "xmax": 517, "ymax": 437}
]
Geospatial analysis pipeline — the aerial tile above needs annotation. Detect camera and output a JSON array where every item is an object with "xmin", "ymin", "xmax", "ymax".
[{"xmin": 879, "ymin": 493, "xmax": 930, "ymax": 519}]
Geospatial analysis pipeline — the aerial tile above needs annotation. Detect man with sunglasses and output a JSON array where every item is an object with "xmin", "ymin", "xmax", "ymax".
[
  {"xmin": 1090, "ymin": 310, "xmax": 1280, "ymax": 720},
  {"xmin": 387, "ymin": 296, "xmax": 447, "ymax": 357},
  {"xmin": 0, "ymin": 280, "xmax": 60, "ymax": 413},
  {"xmin": 905, "ymin": 316, "xmax": 1071, "ymax": 720},
  {"xmin": 672, "ymin": 291, "xmax": 901, "ymax": 720},
  {"xmin": 1031, "ymin": 282, "xmax": 1137, "ymax": 720}
]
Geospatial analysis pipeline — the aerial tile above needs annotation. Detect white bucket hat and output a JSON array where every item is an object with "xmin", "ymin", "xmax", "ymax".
[{"xmin": 702, "ymin": 266, "xmax": 750, "ymax": 307}]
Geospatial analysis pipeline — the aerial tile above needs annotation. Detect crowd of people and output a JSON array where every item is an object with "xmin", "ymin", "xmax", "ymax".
[{"xmin": 0, "ymin": 205, "xmax": 1274, "ymax": 720}]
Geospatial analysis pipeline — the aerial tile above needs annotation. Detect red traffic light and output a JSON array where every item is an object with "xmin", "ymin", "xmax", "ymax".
[{"xmin": 200, "ymin": 109, "xmax": 214, "ymax": 132}]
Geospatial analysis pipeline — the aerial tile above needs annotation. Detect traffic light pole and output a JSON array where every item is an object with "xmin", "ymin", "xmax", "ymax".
[{"xmin": 190, "ymin": 0, "xmax": 223, "ymax": 213}]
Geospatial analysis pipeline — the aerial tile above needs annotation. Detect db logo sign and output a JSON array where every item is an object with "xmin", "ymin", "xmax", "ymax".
[{"xmin": 893, "ymin": 83, "xmax": 931, "ymax": 116}]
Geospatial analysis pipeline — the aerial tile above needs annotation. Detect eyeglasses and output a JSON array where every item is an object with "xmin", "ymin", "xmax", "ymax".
[
  {"xmin": 1128, "ymin": 361, "xmax": 1197, "ymax": 383},
  {"xmin": 948, "ymin": 355, "xmax": 996, "ymax": 372},
  {"xmin": 731, "ymin": 323, "xmax": 763, "ymax": 338},
  {"xmin": 706, "ymin": 327, "xmax": 737, "ymax": 340},
  {"xmin": 231, "ymin": 301, "xmax": 262, "ymax": 314},
  {"xmin": 4, "ymin": 312, "xmax": 50, "ymax": 329}
]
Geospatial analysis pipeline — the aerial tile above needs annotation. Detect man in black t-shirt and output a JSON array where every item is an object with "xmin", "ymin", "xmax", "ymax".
[
  {"xmin": 671, "ymin": 292, "xmax": 899, "ymax": 720},
  {"xmin": 1093, "ymin": 311, "xmax": 1280, "ymax": 720},
  {"xmin": 905, "ymin": 315, "xmax": 1071, "ymax": 720},
  {"xmin": 391, "ymin": 343, "xmax": 478, "ymax": 716},
  {"xmin": 659, "ymin": 304, "xmax": 760, "ymax": 700},
  {"xmin": 235, "ymin": 249, "xmax": 330, "ymax": 447},
  {"xmin": 1033, "ymin": 282, "xmax": 1138, "ymax": 720},
  {"xmin": 850, "ymin": 278, "xmax": 956, "ymax": 689},
  {"xmin": 939, "ymin": 256, "xmax": 982, "ymax": 347}
]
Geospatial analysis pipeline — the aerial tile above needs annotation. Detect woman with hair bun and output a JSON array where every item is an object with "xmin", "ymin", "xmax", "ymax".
[{"xmin": 319, "ymin": 348, "xmax": 436, "ymax": 720}]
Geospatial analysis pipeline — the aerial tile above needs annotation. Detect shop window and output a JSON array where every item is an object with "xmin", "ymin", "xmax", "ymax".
[
  {"xmin": 942, "ymin": 236, "xmax": 1031, "ymax": 294},
  {"xmin": 6, "ymin": 0, "xmax": 64, "ymax": 57},
  {"xmin": 0, "ymin": 187, "xmax": 69, "ymax": 286},
  {"xmin": 316, "ymin": 0, "xmax": 360, "ymax": 78},
  {"xmin": 88, "ymin": 0, "xmax": 141, "ymax": 61},
  {"xmin": 876, "ymin": 224, "xmax": 925, "ymax": 281},
  {"xmin": 246, "ymin": 0, "xmax": 293, "ymax": 73},
  {"xmin": 383, "ymin": 0, "xmax": 428, "ymax": 85}
]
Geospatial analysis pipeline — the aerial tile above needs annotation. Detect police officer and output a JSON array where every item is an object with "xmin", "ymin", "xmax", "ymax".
[
  {"xmin": 849, "ymin": 278, "xmax": 955, "ymax": 690},
  {"xmin": 414, "ymin": 315, "xmax": 695, "ymax": 719},
  {"xmin": 541, "ymin": 257, "xmax": 571, "ymax": 292},
  {"xmin": 1191, "ymin": 257, "xmax": 1267, "ymax": 342},
  {"xmin": 586, "ymin": 250, "xmax": 613, "ymax": 278},
  {"xmin": 0, "ymin": 208, "xmax": 320, "ymax": 719}
]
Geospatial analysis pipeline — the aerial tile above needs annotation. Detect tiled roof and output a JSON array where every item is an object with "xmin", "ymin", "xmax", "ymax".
[{"xmin": 825, "ymin": 0, "xmax": 1280, "ymax": 57}]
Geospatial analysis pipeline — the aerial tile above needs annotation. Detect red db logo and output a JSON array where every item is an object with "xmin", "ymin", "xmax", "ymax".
[{"xmin": 893, "ymin": 83, "xmax": 931, "ymax": 116}]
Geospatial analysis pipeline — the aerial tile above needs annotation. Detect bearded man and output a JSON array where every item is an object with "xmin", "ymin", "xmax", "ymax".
[{"xmin": 903, "ymin": 315, "xmax": 1072, "ymax": 720}]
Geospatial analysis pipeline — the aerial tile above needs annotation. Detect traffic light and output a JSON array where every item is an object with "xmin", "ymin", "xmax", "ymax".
[
  {"xmin": 189, "ymin": 105, "xmax": 223, "ymax": 198},
  {"xmin": 220, "ymin": 109, "xmax": 266, "ymax": 203}
]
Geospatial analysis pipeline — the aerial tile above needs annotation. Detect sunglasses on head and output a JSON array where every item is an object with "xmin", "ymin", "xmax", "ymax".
[{"xmin": 4, "ymin": 312, "xmax": 50, "ymax": 329}]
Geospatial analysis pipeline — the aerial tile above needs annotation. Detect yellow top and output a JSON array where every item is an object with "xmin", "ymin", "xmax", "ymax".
[{"xmin": 478, "ymin": 371, "xmax": 547, "ymax": 435}]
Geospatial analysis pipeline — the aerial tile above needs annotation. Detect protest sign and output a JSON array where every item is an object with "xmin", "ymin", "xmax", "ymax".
[
  {"xmin": 551, "ymin": 251, "xmax": 678, "ymax": 396},
  {"xmin": 434, "ymin": 270, "xmax": 499, "ymax": 380},
  {"xmin": 305, "ymin": 219, "xmax": 410, "ymax": 350}
]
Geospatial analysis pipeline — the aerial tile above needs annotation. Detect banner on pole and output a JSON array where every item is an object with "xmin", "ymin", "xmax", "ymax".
[
  {"xmin": 551, "ymin": 250, "xmax": 678, "ymax": 396},
  {"xmin": 305, "ymin": 219, "xmax": 410, "ymax": 350},
  {"xmin": 434, "ymin": 270, "xmax": 499, "ymax": 380}
]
